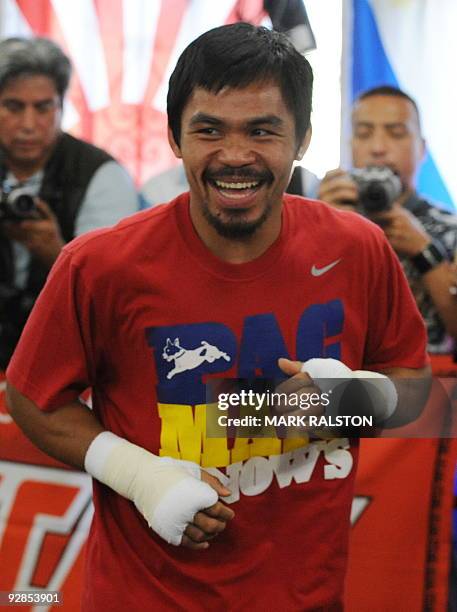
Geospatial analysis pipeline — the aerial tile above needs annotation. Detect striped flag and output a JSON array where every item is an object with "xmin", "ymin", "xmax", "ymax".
[{"xmin": 0, "ymin": 0, "xmax": 267, "ymax": 184}]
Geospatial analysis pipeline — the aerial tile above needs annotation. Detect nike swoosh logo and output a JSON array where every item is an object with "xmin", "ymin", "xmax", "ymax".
[{"xmin": 311, "ymin": 259, "xmax": 342, "ymax": 277}]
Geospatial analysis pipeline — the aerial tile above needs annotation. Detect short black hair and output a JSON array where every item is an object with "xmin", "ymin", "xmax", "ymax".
[
  {"xmin": 0, "ymin": 37, "xmax": 72, "ymax": 101},
  {"xmin": 355, "ymin": 85, "xmax": 422, "ymax": 130},
  {"xmin": 167, "ymin": 22, "xmax": 313, "ymax": 147}
]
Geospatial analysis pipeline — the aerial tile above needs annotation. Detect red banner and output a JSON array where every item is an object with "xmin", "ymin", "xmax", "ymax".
[{"xmin": 346, "ymin": 438, "xmax": 457, "ymax": 611}]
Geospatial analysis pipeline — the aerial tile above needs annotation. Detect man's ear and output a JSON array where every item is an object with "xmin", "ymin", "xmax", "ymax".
[
  {"xmin": 295, "ymin": 126, "xmax": 312, "ymax": 161},
  {"xmin": 167, "ymin": 126, "xmax": 182, "ymax": 159}
]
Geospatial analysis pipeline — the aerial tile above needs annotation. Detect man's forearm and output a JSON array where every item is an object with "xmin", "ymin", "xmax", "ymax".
[
  {"xmin": 378, "ymin": 365, "xmax": 432, "ymax": 427},
  {"xmin": 6, "ymin": 382, "xmax": 234, "ymax": 549},
  {"xmin": 6, "ymin": 382, "xmax": 104, "ymax": 470},
  {"xmin": 421, "ymin": 262, "xmax": 457, "ymax": 339}
]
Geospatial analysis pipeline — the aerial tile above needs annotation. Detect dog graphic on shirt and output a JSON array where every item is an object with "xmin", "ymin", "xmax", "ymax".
[{"xmin": 162, "ymin": 337, "xmax": 230, "ymax": 379}]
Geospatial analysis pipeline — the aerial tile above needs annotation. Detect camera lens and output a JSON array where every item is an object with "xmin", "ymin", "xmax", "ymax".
[
  {"xmin": 351, "ymin": 166, "xmax": 402, "ymax": 214},
  {"xmin": 13, "ymin": 194, "xmax": 35, "ymax": 214},
  {"xmin": 360, "ymin": 182, "xmax": 389, "ymax": 213},
  {"xmin": 5, "ymin": 188, "xmax": 37, "ymax": 219}
]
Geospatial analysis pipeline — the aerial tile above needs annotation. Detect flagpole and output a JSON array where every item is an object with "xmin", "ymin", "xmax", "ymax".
[{"xmin": 340, "ymin": 0, "xmax": 353, "ymax": 171}]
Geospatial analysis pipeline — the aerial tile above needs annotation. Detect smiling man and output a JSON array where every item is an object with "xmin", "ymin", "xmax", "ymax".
[
  {"xmin": 169, "ymin": 82, "xmax": 302, "ymax": 255},
  {"xmin": 6, "ymin": 24, "xmax": 429, "ymax": 611}
]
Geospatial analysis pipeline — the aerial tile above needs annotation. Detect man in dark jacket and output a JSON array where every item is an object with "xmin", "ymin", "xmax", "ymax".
[{"xmin": 0, "ymin": 37, "xmax": 138, "ymax": 368}]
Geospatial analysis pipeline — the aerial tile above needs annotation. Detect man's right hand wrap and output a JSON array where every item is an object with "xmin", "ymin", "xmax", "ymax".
[{"xmin": 84, "ymin": 431, "xmax": 218, "ymax": 545}]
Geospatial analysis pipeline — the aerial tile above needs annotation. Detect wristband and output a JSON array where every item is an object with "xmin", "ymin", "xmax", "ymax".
[{"xmin": 410, "ymin": 241, "xmax": 447, "ymax": 274}]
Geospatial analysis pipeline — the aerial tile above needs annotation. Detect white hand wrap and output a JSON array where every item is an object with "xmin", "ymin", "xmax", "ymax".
[
  {"xmin": 84, "ymin": 432, "xmax": 218, "ymax": 545},
  {"xmin": 300, "ymin": 358, "xmax": 397, "ymax": 422}
]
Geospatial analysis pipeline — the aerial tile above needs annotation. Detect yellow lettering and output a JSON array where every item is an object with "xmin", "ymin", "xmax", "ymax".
[
  {"xmin": 158, "ymin": 403, "xmax": 230, "ymax": 467},
  {"xmin": 158, "ymin": 404, "xmax": 309, "ymax": 467}
]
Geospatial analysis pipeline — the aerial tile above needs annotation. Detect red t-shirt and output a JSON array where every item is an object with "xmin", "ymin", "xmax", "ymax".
[{"xmin": 7, "ymin": 194, "xmax": 428, "ymax": 611}]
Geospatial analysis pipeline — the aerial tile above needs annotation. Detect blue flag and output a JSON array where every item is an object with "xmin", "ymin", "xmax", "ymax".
[{"xmin": 349, "ymin": 0, "xmax": 456, "ymax": 211}]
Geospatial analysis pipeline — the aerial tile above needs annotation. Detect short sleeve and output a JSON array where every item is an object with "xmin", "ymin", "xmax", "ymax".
[
  {"xmin": 364, "ymin": 234, "xmax": 429, "ymax": 370},
  {"xmin": 75, "ymin": 161, "xmax": 139, "ymax": 235},
  {"xmin": 6, "ymin": 249, "xmax": 97, "ymax": 410}
]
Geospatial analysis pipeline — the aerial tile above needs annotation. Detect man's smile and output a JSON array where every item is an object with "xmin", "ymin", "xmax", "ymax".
[
  {"xmin": 203, "ymin": 167, "xmax": 273, "ymax": 207},
  {"xmin": 207, "ymin": 178, "xmax": 264, "ymax": 207}
]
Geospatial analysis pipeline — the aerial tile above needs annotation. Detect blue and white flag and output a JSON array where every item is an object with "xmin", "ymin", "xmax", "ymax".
[{"xmin": 345, "ymin": 0, "xmax": 457, "ymax": 211}]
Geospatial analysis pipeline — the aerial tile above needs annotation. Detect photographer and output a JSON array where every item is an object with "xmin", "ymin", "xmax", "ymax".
[
  {"xmin": 0, "ymin": 37, "xmax": 138, "ymax": 369},
  {"xmin": 318, "ymin": 86, "xmax": 457, "ymax": 354}
]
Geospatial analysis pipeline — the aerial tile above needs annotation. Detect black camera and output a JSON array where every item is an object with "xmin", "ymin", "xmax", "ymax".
[
  {"xmin": 0, "ymin": 185, "xmax": 39, "ymax": 221},
  {"xmin": 351, "ymin": 166, "xmax": 402, "ymax": 214}
]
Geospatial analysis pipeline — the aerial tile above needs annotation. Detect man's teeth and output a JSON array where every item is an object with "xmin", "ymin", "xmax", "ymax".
[{"xmin": 214, "ymin": 180, "xmax": 259, "ymax": 190}]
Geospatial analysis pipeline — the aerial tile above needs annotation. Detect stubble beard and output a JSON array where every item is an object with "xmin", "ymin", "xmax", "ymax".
[{"xmin": 201, "ymin": 199, "xmax": 273, "ymax": 240}]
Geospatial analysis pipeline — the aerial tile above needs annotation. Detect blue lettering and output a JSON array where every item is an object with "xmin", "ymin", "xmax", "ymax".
[{"xmin": 296, "ymin": 300, "xmax": 344, "ymax": 361}]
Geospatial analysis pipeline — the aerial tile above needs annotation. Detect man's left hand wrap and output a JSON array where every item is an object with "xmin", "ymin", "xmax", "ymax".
[
  {"xmin": 300, "ymin": 358, "xmax": 398, "ymax": 422},
  {"xmin": 84, "ymin": 431, "xmax": 218, "ymax": 545}
]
